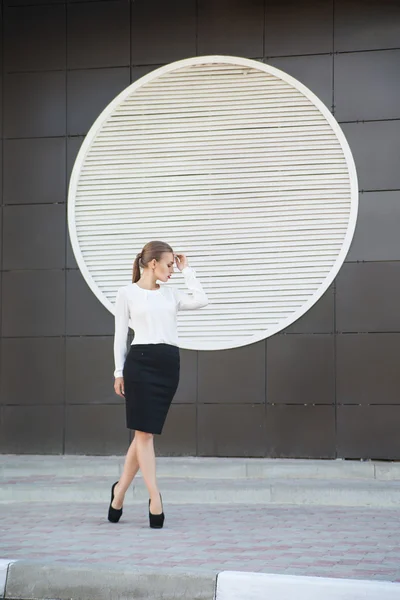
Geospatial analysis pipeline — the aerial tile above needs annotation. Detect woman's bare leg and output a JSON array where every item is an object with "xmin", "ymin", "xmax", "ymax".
[
  {"xmin": 135, "ymin": 430, "xmax": 162, "ymax": 514},
  {"xmin": 112, "ymin": 434, "xmax": 139, "ymax": 509}
]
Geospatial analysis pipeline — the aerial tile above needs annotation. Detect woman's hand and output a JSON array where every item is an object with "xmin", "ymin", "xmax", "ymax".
[
  {"xmin": 174, "ymin": 253, "xmax": 189, "ymax": 271},
  {"xmin": 114, "ymin": 377, "xmax": 125, "ymax": 397}
]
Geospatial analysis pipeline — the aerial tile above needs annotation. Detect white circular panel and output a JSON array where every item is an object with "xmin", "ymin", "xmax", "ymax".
[{"xmin": 68, "ymin": 56, "xmax": 358, "ymax": 351}]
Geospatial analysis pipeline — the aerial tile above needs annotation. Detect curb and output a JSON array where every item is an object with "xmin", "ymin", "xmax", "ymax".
[
  {"xmin": 4, "ymin": 561, "xmax": 400, "ymax": 600},
  {"xmin": 3, "ymin": 560, "xmax": 217, "ymax": 600},
  {"xmin": 1, "ymin": 561, "xmax": 14, "ymax": 600}
]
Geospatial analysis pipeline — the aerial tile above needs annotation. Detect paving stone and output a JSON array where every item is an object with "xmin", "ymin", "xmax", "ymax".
[{"xmin": 1, "ymin": 503, "xmax": 400, "ymax": 581}]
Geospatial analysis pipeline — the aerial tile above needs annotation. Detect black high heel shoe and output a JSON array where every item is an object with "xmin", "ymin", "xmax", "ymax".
[
  {"xmin": 149, "ymin": 493, "xmax": 164, "ymax": 529},
  {"xmin": 108, "ymin": 481, "xmax": 123, "ymax": 523}
]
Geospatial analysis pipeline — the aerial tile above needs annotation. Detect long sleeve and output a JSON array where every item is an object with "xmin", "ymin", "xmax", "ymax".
[
  {"xmin": 174, "ymin": 266, "xmax": 209, "ymax": 310},
  {"xmin": 113, "ymin": 288, "xmax": 130, "ymax": 378}
]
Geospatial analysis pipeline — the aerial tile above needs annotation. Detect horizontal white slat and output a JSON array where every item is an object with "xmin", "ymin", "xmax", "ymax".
[
  {"xmin": 92, "ymin": 132, "xmax": 334, "ymax": 145},
  {"xmin": 93, "ymin": 129, "xmax": 338, "ymax": 142},
  {"xmin": 76, "ymin": 222, "xmax": 347, "ymax": 238},
  {"xmin": 115, "ymin": 101, "xmax": 312, "ymax": 115},
  {"xmin": 95, "ymin": 125, "xmax": 332, "ymax": 142},
  {"xmin": 81, "ymin": 248, "xmax": 340, "ymax": 262},
  {"xmin": 109, "ymin": 101, "xmax": 318, "ymax": 114},
  {"xmin": 98, "ymin": 279, "xmax": 332, "ymax": 293},
  {"xmin": 150, "ymin": 70, "xmax": 274, "ymax": 80},
  {"xmin": 90, "ymin": 270, "xmax": 333, "ymax": 283},
  {"xmin": 76, "ymin": 181, "xmax": 348, "ymax": 196},
  {"xmin": 78, "ymin": 171, "xmax": 348, "ymax": 186},
  {"xmin": 76, "ymin": 210, "xmax": 349, "ymax": 223},
  {"xmin": 77, "ymin": 177, "xmax": 349, "ymax": 193},
  {"xmin": 82, "ymin": 257, "xmax": 334, "ymax": 270},
  {"xmin": 77, "ymin": 229, "xmax": 347, "ymax": 244},
  {"xmin": 79, "ymin": 236, "xmax": 341, "ymax": 251},
  {"xmin": 111, "ymin": 103, "xmax": 317, "ymax": 118},
  {"xmin": 78, "ymin": 169, "xmax": 348, "ymax": 181},
  {"xmin": 134, "ymin": 86, "xmax": 296, "ymax": 96},
  {"xmin": 78, "ymin": 236, "xmax": 346, "ymax": 249},
  {"xmin": 91, "ymin": 272, "xmax": 335, "ymax": 285},
  {"xmin": 80, "ymin": 165, "xmax": 348, "ymax": 180},
  {"xmin": 105, "ymin": 108, "xmax": 325, "ymax": 123},
  {"xmin": 77, "ymin": 214, "xmax": 347, "ymax": 230},
  {"xmin": 76, "ymin": 206, "xmax": 350, "ymax": 219},
  {"xmin": 98, "ymin": 268, "xmax": 332, "ymax": 280},
  {"xmin": 101, "ymin": 282, "xmax": 322, "ymax": 296},
  {"xmin": 89, "ymin": 138, "xmax": 340, "ymax": 153},
  {"xmin": 76, "ymin": 208, "xmax": 349, "ymax": 224},
  {"xmin": 76, "ymin": 199, "xmax": 349, "ymax": 211},
  {"xmin": 101, "ymin": 117, "xmax": 326, "ymax": 134},
  {"xmin": 105, "ymin": 110, "xmax": 322, "ymax": 128},
  {"xmin": 84, "ymin": 153, "xmax": 343, "ymax": 167},
  {"xmin": 93, "ymin": 265, "xmax": 331, "ymax": 277},
  {"xmin": 77, "ymin": 187, "xmax": 350, "ymax": 202},
  {"xmin": 86, "ymin": 148, "xmax": 341, "ymax": 161},
  {"xmin": 102, "ymin": 289, "xmax": 322, "ymax": 302},
  {"xmin": 134, "ymin": 80, "xmax": 294, "ymax": 91},
  {"xmin": 128, "ymin": 92, "xmax": 300, "ymax": 103},
  {"xmin": 81, "ymin": 158, "xmax": 346, "ymax": 174},
  {"xmin": 84, "ymin": 149, "xmax": 346, "ymax": 161},
  {"xmin": 76, "ymin": 189, "xmax": 350, "ymax": 202},
  {"xmin": 86, "ymin": 263, "xmax": 335, "ymax": 275}
]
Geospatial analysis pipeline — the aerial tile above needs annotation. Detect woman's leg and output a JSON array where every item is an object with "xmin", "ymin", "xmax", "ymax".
[
  {"xmin": 135, "ymin": 430, "xmax": 162, "ymax": 514},
  {"xmin": 112, "ymin": 434, "xmax": 139, "ymax": 509}
]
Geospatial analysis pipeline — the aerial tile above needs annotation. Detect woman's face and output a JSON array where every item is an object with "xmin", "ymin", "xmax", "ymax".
[{"xmin": 153, "ymin": 252, "xmax": 175, "ymax": 282}]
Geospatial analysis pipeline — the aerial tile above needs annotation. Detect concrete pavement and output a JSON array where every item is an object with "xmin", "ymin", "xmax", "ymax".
[
  {"xmin": 2, "ymin": 455, "xmax": 400, "ymax": 599},
  {"xmin": 2, "ymin": 500, "xmax": 400, "ymax": 579}
]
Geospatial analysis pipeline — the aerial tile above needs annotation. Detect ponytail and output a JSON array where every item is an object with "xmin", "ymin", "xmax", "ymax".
[
  {"xmin": 132, "ymin": 253, "xmax": 142, "ymax": 283},
  {"xmin": 132, "ymin": 241, "xmax": 173, "ymax": 283}
]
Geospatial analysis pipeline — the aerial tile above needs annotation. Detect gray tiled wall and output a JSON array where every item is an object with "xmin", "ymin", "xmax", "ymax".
[{"xmin": 0, "ymin": 0, "xmax": 399, "ymax": 459}]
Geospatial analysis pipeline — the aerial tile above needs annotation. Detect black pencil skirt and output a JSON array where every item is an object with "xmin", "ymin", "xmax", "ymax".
[{"xmin": 123, "ymin": 343, "xmax": 180, "ymax": 435}]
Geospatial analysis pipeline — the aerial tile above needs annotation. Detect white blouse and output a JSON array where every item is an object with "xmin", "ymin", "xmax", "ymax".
[{"xmin": 113, "ymin": 266, "xmax": 209, "ymax": 377}]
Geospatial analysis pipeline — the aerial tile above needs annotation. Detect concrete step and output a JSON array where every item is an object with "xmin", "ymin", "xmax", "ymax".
[
  {"xmin": 1, "ymin": 455, "xmax": 400, "ymax": 481},
  {"xmin": 3, "ymin": 475, "xmax": 400, "ymax": 507}
]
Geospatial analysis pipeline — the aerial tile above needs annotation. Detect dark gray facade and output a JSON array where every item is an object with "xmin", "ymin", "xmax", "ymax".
[{"xmin": 0, "ymin": 0, "xmax": 400, "ymax": 458}]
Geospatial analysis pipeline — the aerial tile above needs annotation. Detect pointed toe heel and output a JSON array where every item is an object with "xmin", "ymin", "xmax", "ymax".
[
  {"xmin": 149, "ymin": 494, "xmax": 164, "ymax": 529},
  {"xmin": 108, "ymin": 481, "xmax": 123, "ymax": 523}
]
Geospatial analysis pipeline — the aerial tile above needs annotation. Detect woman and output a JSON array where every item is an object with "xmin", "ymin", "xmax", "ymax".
[{"xmin": 108, "ymin": 240, "xmax": 208, "ymax": 528}]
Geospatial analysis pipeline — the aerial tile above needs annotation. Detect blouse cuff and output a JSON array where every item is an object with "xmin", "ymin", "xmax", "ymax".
[{"xmin": 181, "ymin": 265, "xmax": 193, "ymax": 274}]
